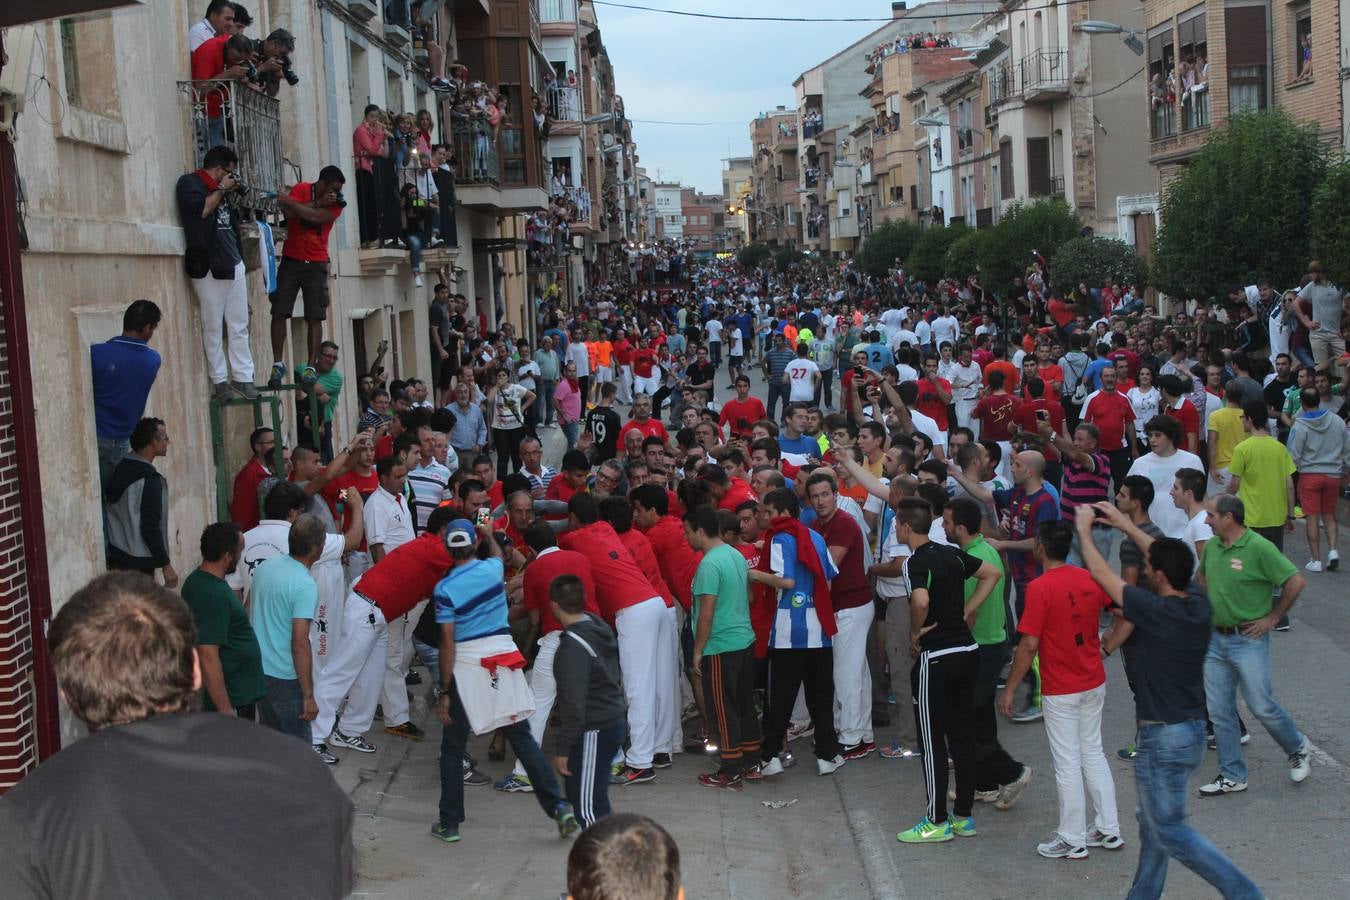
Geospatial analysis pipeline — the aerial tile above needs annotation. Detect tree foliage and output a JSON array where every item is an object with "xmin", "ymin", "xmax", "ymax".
[
  {"xmin": 774, "ymin": 247, "xmax": 806, "ymax": 273},
  {"xmin": 943, "ymin": 228, "xmax": 989, "ymax": 281},
  {"xmin": 908, "ymin": 223, "xmax": 970, "ymax": 284},
  {"xmin": 737, "ymin": 242, "xmax": 773, "ymax": 269},
  {"xmin": 1153, "ymin": 110, "xmax": 1327, "ymax": 299},
  {"xmin": 976, "ymin": 198, "xmax": 1081, "ymax": 290},
  {"xmin": 1310, "ymin": 157, "xmax": 1350, "ymax": 289},
  {"xmin": 856, "ymin": 219, "xmax": 922, "ymax": 277},
  {"xmin": 1050, "ymin": 236, "xmax": 1151, "ymax": 293}
]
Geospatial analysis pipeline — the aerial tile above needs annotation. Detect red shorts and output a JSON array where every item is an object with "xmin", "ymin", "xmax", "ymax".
[{"xmin": 1297, "ymin": 473, "xmax": 1341, "ymax": 515}]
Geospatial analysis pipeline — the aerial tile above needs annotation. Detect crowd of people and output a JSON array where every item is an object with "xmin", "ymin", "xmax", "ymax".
[
  {"xmin": 44, "ymin": 214, "xmax": 1350, "ymax": 897},
  {"xmin": 867, "ymin": 31, "xmax": 959, "ymax": 73}
]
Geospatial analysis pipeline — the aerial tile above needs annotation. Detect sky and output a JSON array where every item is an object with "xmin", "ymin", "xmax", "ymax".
[{"xmin": 594, "ymin": 0, "xmax": 910, "ymax": 195}]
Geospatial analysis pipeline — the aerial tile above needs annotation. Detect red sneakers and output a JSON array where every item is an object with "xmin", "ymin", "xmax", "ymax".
[{"xmin": 698, "ymin": 772, "xmax": 744, "ymax": 792}]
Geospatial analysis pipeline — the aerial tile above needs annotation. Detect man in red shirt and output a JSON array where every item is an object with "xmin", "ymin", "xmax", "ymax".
[
  {"xmin": 310, "ymin": 508, "xmax": 455, "ymax": 759},
  {"xmin": 1011, "ymin": 377, "xmax": 1067, "ymax": 477},
  {"xmin": 1035, "ymin": 344, "xmax": 1066, "ymax": 397},
  {"xmin": 839, "ymin": 350, "xmax": 880, "ymax": 419},
  {"xmin": 618, "ymin": 394, "xmax": 670, "ymax": 446},
  {"xmin": 806, "ymin": 472, "xmax": 875, "ymax": 760},
  {"xmin": 545, "ymin": 450, "xmax": 590, "ymax": 505},
  {"xmin": 1081, "ymin": 366, "xmax": 1137, "ymax": 491},
  {"xmin": 189, "ymin": 33, "xmax": 256, "ymax": 144},
  {"xmin": 914, "ymin": 356, "xmax": 953, "ymax": 435},
  {"xmin": 1000, "ymin": 520, "xmax": 1120, "ymax": 859},
  {"xmin": 323, "ymin": 437, "xmax": 379, "ymax": 581},
  {"xmin": 698, "ymin": 463, "xmax": 757, "ymax": 512},
  {"xmin": 613, "ymin": 332, "xmax": 636, "ymax": 405},
  {"xmin": 632, "ymin": 343, "xmax": 660, "ymax": 396},
  {"xmin": 268, "ymin": 167, "xmax": 346, "ymax": 389},
  {"xmin": 1159, "ymin": 374, "xmax": 1200, "ymax": 454},
  {"xmin": 230, "ymin": 427, "xmax": 275, "ymax": 530},
  {"xmin": 719, "ymin": 375, "xmax": 767, "ymax": 440},
  {"xmin": 494, "ymin": 521, "xmax": 601, "ymax": 793},
  {"xmin": 559, "ymin": 494, "xmax": 675, "ymax": 784},
  {"xmin": 973, "ymin": 370, "xmax": 1022, "ymax": 481}
]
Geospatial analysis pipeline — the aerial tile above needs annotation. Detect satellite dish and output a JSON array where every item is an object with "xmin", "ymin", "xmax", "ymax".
[{"xmin": 600, "ymin": 133, "xmax": 616, "ymax": 149}]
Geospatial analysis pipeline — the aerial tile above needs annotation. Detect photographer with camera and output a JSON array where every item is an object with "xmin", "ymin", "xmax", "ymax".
[
  {"xmin": 176, "ymin": 145, "xmax": 257, "ymax": 401},
  {"xmin": 244, "ymin": 28, "xmax": 299, "ymax": 98},
  {"xmin": 189, "ymin": 32, "xmax": 256, "ymax": 151},
  {"xmin": 268, "ymin": 166, "xmax": 346, "ymax": 391}
]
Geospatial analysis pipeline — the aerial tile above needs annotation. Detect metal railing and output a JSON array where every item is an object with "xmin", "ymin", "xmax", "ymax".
[
  {"xmin": 1151, "ymin": 101, "xmax": 1177, "ymax": 139},
  {"xmin": 1021, "ymin": 48, "xmax": 1068, "ymax": 92},
  {"xmin": 1181, "ymin": 88, "xmax": 1211, "ymax": 131},
  {"xmin": 563, "ymin": 185, "xmax": 591, "ymax": 221},
  {"xmin": 179, "ymin": 79, "xmax": 283, "ymax": 214},
  {"xmin": 548, "ymin": 85, "xmax": 582, "ymax": 121},
  {"xmin": 452, "ymin": 125, "xmax": 500, "ymax": 185},
  {"xmin": 1050, "ymin": 175, "xmax": 1065, "ymax": 197},
  {"xmin": 989, "ymin": 61, "xmax": 1015, "ymax": 103}
]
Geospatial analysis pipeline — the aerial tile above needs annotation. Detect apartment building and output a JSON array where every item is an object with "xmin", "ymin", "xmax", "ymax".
[
  {"xmin": 747, "ymin": 107, "xmax": 801, "ymax": 248},
  {"xmin": 0, "ymin": 0, "xmax": 639, "ymax": 783},
  {"xmin": 1143, "ymin": 0, "xmax": 1344, "ymax": 235},
  {"xmin": 721, "ymin": 156, "xmax": 753, "ymax": 249}
]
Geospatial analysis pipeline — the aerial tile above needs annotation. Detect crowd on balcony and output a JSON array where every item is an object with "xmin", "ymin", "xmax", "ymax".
[
  {"xmin": 801, "ymin": 109, "xmax": 824, "ymax": 139},
  {"xmin": 866, "ymin": 32, "xmax": 956, "ymax": 71},
  {"xmin": 1150, "ymin": 53, "xmax": 1210, "ymax": 127}
]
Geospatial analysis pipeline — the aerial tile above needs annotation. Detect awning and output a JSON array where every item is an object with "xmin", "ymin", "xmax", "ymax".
[{"xmin": 2, "ymin": 0, "xmax": 143, "ymax": 27}]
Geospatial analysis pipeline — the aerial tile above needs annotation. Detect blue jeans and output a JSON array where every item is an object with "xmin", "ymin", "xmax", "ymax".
[
  {"xmin": 539, "ymin": 381, "xmax": 557, "ymax": 425},
  {"xmin": 1204, "ymin": 631, "xmax": 1304, "ymax": 783},
  {"xmin": 406, "ymin": 231, "xmax": 423, "ymax": 273},
  {"xmin": 709, "ymin": 341, "xmax": 722, "ymax": 367},
  {"xmin": 437, "ymin": 681, "xmax": 567, "ymax": 828},
  {"xmin": 560, "ymin": 420, "xmax": 579, "ymax": 448},
  {"xmin": 259, "ymin": 676, "xmax": 311, "ymax": 744},
  {"xmin": 765, "ymin": 381, "xmax": 789, "ymax": 422},
  {"xmin": 1127, "ymin": 719, "xmax": 1263, "ymax": 900}
]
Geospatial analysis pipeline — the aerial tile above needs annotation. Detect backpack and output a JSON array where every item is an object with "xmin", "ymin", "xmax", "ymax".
[{"xmin": 1064, "ymin": 354, "xmax": 1089, "ymax": 405}]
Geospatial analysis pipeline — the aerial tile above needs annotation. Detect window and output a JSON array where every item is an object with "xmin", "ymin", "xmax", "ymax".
[
  {"xmin": 1147, "ymin": 26, "xmax": 1177, "ymax": 138},
  {"xmin": 838, "ymin": 188, "xmax": 852, "ymax": 218},
  {"xmin": 57, "ymin": 16, "xmax": 121, "ymax": 119},
  {"xmin": 1291, "ymin": 2, "xmax": 1311, "ymax": 80},
  {"xmin": 1177, "ymin": 8, "xmax": 1209, "ymax": 130},
  {"xmin": 60, "ymin": 19, "xmax": 79, "ymax": 106},
  {"xmin": 1225, "ymin": 4, "xmax": 1268, "ymax": 111},
  {"xmin": 999, "ymin": 140, "xmax": 1014, "ymax": 198}
]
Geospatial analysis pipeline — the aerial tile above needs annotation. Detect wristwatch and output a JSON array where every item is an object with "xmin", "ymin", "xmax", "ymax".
[{"xmin": 434, "ymin": 685, "xmax": 449, "ymax": 699}]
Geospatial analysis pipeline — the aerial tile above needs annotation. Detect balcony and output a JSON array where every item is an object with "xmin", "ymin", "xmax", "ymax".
[
  {"xmin": 1150, "ymin": 100, "xmax": 1176, "ymax": 140},
  {"xmin": 547, "ymin": 85, "xmax": 582, "ymax": 122},
  {"xmin": 989, "ymin": 62, "xmax": 1014, "ymax": 104},
  {"xmin": 1020, "ymin": 49, "xmax": 1069, "ymax": 103},
  {"xmin": 178, "ymin": 79, "xmax": 282, "ymax": 216},
  {"xmin": 1180, "ymin": 87, "xmax": 1210, "ymax": 132},
  {"xmin": 345, "ymin": 0, "xmax": 378, "ymax": 22},
  {"xmin": 452, "ymin": 125, "xmax": 500, "ymax": 186},
  {"xmin": 563, "ymin": 185, "xmax": 592, "ymax": 229},
  {"xmin": 383, "ymin": 0, "xmax": 411, "ymax": 47}
]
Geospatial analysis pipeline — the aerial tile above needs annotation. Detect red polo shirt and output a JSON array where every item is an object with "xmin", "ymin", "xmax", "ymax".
[
  {"xmin": 229, "ymin": 458, "xmax": 271, "ymax": 531},
  {"xmin": 717, "ymin": 477, "xmax": 757, "ymax": 513},
  {"xmin": 812, "ymin": 510, "xmax": 871, "ymax": 609},
  {"xmin": 523, "ymin": 547, "xmax": 598, "ymax": 635},
  {"xmin": 190, "ymin": 35, "xmax": 230, "ymax": 119},
  {"xmin": 619, "ymin": 417, "xmax": 669, "ymax": 444},
  {"xmin": 1082, "ymin": 389, "xmax": 1136, "ymax": 452},
  {"xmin": 279, "ymin": 182, "xmax": 342, "ymax": 263},
  {"xmin": 355, "ymin": 532, "xmax": 452, "ymax": 621},
  {"xmin": 618, "ymin": 529, "xmax": 675, "ymax": 608},
  {"xmin": 639, "ymin": 514, "xmax": 702, "ymax": 610},
  {"xmin": 559, "ymin": 521, "xmax": 660, "ymax": 624}
]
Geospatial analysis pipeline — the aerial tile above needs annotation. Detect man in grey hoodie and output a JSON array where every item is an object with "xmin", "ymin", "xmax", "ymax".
[
  {"xmin": 548, "ymin": 574, "xmax": 628, "ymax": 830},
  {"xmin": 105, "ymin": 417, "xmax": 177, "ymax": 587},
  {"xmin": 1288, "ymin": 387, "xmax": 1350, "ymax": 572}
]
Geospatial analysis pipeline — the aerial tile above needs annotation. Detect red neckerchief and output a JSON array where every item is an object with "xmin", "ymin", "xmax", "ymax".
[
  {"xmin": 756, "ymin": 515, "xmax": 837, "ymax": 638},
  {"xmin": 196, "ymin": 169, "xmax": 219, "ymax": 190}
]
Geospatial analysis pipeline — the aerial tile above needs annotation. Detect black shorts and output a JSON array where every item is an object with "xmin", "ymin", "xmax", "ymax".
[{"xmin": 270, "ymin": 257, "xmax": 329, "ymax": 320}]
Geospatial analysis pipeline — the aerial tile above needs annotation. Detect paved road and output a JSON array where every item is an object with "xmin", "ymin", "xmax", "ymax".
[{"xmin": 339, "ymin": 358, "xmax": 1350, "ymax": 899}]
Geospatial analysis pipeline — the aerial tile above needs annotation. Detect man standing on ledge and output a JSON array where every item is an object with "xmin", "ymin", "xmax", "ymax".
[{"xmin": 268, "ymin": 166, "xmax": 346, "ymax": 389}]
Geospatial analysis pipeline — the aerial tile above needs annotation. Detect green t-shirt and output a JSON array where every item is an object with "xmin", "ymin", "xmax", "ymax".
[
  {"xmin": 1201, "ymin": 528, "xmax": 1298, "ymax": 626},
  {"xmin": 303, "ymin": 364, "xmax": 344, "ymax": 424},
  {"xmin": 690, "ymin": 543, "xmax": 755, "ymax": 656},
  {"xmin": 1228, "ymin": 435, "xmax": 1295, "ymax": 528},
  {"xmin": 181, "ymin": 569, "xmax": 266, "ymax": 709},
  {"xmin": 962, "ymin": 535, "xmax": 1006, "ymax": 645}
]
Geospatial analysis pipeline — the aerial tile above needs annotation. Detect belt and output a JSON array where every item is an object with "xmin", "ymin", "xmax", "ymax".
[
  {"xmin": 1136, "ymin": 719, "xmax": 1166, "ymax": 727},
  {"xmin": 1213, "ymin": 624, "xmax": 1244, "ymax": 635},
  {"xmin": 353, "ymin": 590, "xmax": 378, "ymax": 608}
]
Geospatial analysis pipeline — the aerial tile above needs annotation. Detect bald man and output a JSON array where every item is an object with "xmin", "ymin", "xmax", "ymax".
[{"xmin": 986, "ymin": 451, "xmax": 1060, "ymax": 721}]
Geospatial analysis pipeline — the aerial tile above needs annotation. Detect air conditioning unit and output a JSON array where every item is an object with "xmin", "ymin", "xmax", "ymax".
[{"xmin": 0, "ymin": 23, "xmax": 38, "ymax": 110}]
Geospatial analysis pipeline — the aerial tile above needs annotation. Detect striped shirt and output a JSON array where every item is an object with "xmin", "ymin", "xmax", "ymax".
[
  {"xmin": 522, "ymin": 465, "xmax": 557, "ymax": 497},
  {"xmin": 433, "ymin": 557, "xmax": 510, "ymax": 642},
  {"xmin": 764, "ymin": 348, "xmax": 797, "ymax": 381},
  {"xmin": 768, "ymin": 530, "xmax": 838, "ymax": 649},
  {"xmin": 407, "ymin": 460, "xmax": 451, "ymax": 531},
  {"xmin": 1060, "ymin": 450, "xmax": 1111, "ymax": 519}
]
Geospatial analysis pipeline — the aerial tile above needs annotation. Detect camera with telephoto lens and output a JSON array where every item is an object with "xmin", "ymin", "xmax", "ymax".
[
  {"xmin": 332, "ymin": 190, "xmax": 347, "ymax": 209},
  {"xmin": 278, "ymin": 56, "xmax": 300, "ymax": 86}
]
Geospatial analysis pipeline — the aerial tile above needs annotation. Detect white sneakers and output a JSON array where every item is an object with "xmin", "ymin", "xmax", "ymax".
[
  {"xmin": 1307, "ymin": 550, "xmax": 1338, "ymax": 572},
  {"xmin": 414, "ymin": 273, "xmax": 425, "ymax": 288},
  {"xmin": 817, "ymin": 754, "xmax": 845, "ymax": 776},
  {"xmin": 1305, "ymin": 560, "xmax": 1323, "ymax": 572},
  {"xmin": 759, "ymin": 756, "xmax": 785, "ymax": 777},
  {"xmin": 1290, "ymin": 740, "xmax": 1312, "ymax": 783},
  {"xmin": 1198, "ymin": 775, "xmax": 1248, "ymax": 797}
]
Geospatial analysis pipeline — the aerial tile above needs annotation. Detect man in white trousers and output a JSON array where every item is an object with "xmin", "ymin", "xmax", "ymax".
[
  {"xmin": 311, "ymin": 509, "xmax": 455, "ymax": 761},
  {"xmin": 494, "ymin": 522, "xmax": 601, "ymax": 792},
  {"xmin": 1001, "ymin": 520, "xmax": 1122, "ymax": 860},
  {"xmin": 362, "ymin": 456, "xmax": 423, "ymax": 742},
  {"xmin": 806, "ymin": 473, "xmax": 876, "ymax": 760},
  {"xmin": 174, "ymin": 144, "xmax": 256, "ymax": 402},
  {"xmin": 560, "ymin": 493, "xmax": 674, "ymax": 786}
]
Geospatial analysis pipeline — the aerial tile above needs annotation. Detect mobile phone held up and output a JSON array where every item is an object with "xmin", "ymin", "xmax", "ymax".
[{"xmin": 475, "ymin": 507, "xmax": 491, "ymax": 527}]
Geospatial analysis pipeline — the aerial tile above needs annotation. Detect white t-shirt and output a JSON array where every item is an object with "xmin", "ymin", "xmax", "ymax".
[
  {"xmin": 1127, "ymin": 386, "xmax": 1161, "ymax": 439},
  {"xmin": 1181, "ymin": 508, "xmax": 1213, "ymax": 573},
  {"xmin": 728, "ymin": 329, "xmax": 745, "ymax": 357},
  {"xmin": 225, "ymin": 520, "xmax": 344, "ymax": 599},
  {"xmin": 364, "ymin": 486, "xmax": 416, "ymax": 554},
  {"xmin": 932, "ymin": 315, "xmax": 960, "ymax": 347},
  {"xmin": 915, "ymin": 319, "xmax": 932, "ymax": 348},
  {"xmin": 515, "ymin": 360, "xmax": 541, "ymax": 392},
  {"xmin": 492, "ymin": 383, "xmax": 530, "ymax": 430},
  {"xmin": 909, "ymin": 408, "xmax": 949, "ymax": 449},
  {"xmin": 188, "ymin": 18, "xmax": 217, "ymax": 52},
  {"xmin": 705, "ymin": 319, "xmax": 723, "ymax": 344},
  {"xmin": 1126, "ymin": 449, "xmax": 1205, "ymax": 537},
  {"xmin": 889, "ymin": 329, "xmax": 919, "ymax": 353},
  {"xmin": 784, "ymin": 358, "xmax": 821, "ymax": 401},
  {"xmin": 568, "ymin": 341, "xmax": 590, "ymax": 376}
]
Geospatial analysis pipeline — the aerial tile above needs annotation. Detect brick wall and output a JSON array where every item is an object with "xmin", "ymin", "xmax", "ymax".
[{"xmin": 0, "ymin": 302, "xmax": 37, "ymax": 793}]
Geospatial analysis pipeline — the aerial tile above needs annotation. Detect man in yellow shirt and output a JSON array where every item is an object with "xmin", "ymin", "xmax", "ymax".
[
  {"xmin": 1227, "ymin": 399, "xmax": 1298, "ymax": 631},
  {"xmin": 1207, "ymin": 386, "xmax": 1248, "ymax": 492}
]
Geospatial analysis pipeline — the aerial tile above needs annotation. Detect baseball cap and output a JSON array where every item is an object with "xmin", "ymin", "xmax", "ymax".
[{"xmin": 443, "ymin": 519, "xmax": 478, "ymax": 549}]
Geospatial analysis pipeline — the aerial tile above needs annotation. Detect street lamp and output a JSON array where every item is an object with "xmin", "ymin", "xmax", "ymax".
[
  {"xmin": 914, "ymin": 115, "xmax": 948, "ymax": 129},
  {"xmin": 1079, "ymin": 20, "xmax": 1145, "ymax": 56}
]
